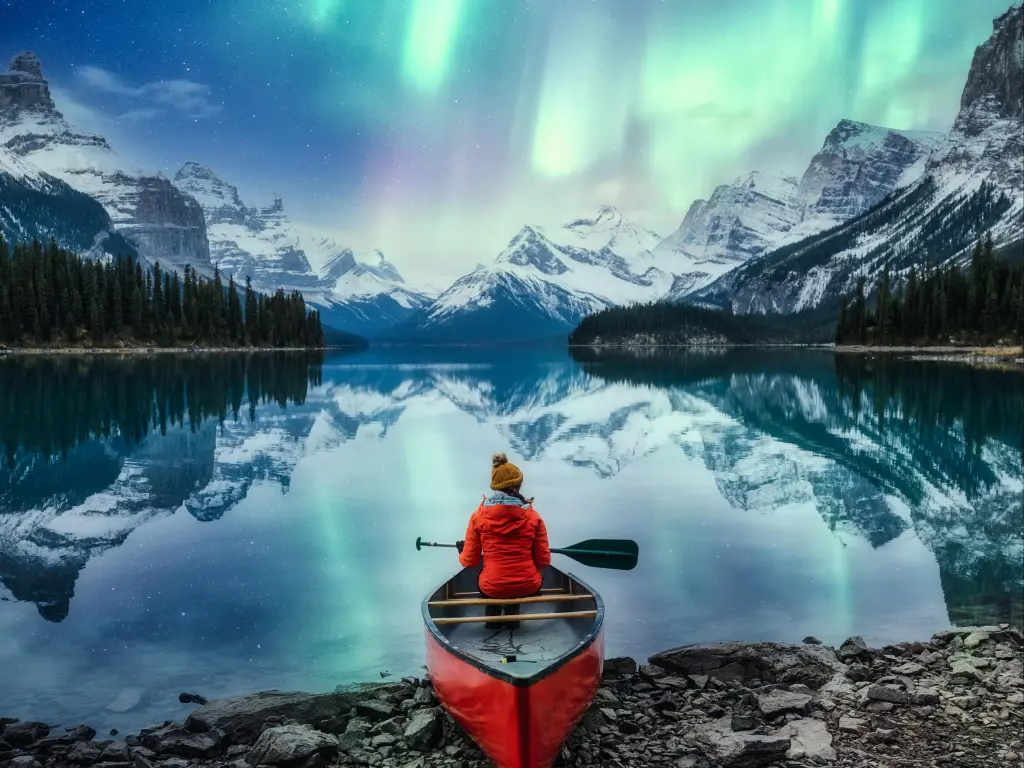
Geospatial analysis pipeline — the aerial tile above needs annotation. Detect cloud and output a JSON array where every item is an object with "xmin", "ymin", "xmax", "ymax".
[{"xmin": 76, "ymin": 65, "xmax": 222, "ymax": 120}]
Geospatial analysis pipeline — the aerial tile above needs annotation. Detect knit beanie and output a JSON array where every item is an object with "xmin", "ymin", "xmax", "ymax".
[{"xmin": 490, "ymin": 453, "xmax": 524, "ymax": 491}]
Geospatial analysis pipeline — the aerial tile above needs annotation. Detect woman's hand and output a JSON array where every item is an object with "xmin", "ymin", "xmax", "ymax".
[{"xmin": 456, "ymin": 540, "xmax": 465, "ymax": 554}]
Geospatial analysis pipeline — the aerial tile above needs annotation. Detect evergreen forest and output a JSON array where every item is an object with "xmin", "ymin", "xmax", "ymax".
[{"xmin": 0, "ymin": 236, "xmax": 332, "ymax": 348}]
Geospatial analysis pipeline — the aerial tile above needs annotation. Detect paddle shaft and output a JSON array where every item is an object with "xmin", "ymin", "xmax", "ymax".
[{"xmin": 416, "ymin": 539, "xmax": 631, "ymax": 559}]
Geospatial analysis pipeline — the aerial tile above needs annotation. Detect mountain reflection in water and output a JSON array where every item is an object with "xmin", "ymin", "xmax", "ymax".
[{"xmin": 0, "ymin": 347, "xmax": 1020, "ymax": 731}]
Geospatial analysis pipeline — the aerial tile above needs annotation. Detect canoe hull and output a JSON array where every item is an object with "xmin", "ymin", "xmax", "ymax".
[{"xmin": 426, "ymin": 625, "xmax": 604, "ymax": 768}]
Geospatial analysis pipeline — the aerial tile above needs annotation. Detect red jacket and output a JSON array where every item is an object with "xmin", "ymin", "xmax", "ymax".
[{"xmin": 459, "ymin": 493, "xmax": 551, "ymax": 598}]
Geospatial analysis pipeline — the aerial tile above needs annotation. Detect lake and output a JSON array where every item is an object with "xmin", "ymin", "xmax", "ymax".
[{"xmin": 0, "ymin": 348, "xmax": 1021, "ymax": 733}]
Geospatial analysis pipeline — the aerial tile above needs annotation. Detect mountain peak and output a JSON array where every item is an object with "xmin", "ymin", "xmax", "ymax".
[
  {"xmin": 174, "ymin": 162, "xmax": 224, "ymax": 184},
  {"xmin": 9, "ymin": 52, "xmax": 43, "ymax": 80},
  {"xmin": 959, "ymin": 3, "xmax": 1023, "ymax": 121}
]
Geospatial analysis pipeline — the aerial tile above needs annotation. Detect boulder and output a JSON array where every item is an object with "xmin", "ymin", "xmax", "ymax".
[
  {"xmin": 99, "ymin": 742, "xmax": 131, "ymax": 762},
  {"xmin": 245, "ymin": 725, "xmax": 337, "ymax": 766},
  {"xmin": 139, "ymin": 725, "xmax": 222, "ymax": 759},
  {"xmin": 695, "ymin": 716, "xmax": 791, "ymax": 767},
  {"xmin": 2, "ymin": 722, "xmax": 49, "ymax": 748},
  {"xmin": 650, "ymin": 642, "xmax": 843, "ymax": 690},
  {"xmin": 184, "ymin": 686, "xmax": 403, "ymax": 738},
  {"xmin": 838, "ymin": 715, "xmax": 868, "ymax": 734},
  {"xmin": 67, "ymin": 742, "xmax": 103, "ymax": 763},
  {"xmin": 755, "ymin": 689, "xmax": 813, "ymax": 718},
  {"xmin": 775, "ymin": 718, "xmax": 836, "ymax": 762},
  {"xmin": 403, "ymin": 709, "xmax": 442, "ymax": 752},
  {"xmin": 837, "ymin": 637, "xmax": 868, "ymax": 661},
  {"xmin": 354, "ymin": 700, "xmax": 395, "ymax": 722},
  {"xmin": 863, "ymin": 684, "xmax": 910, "ymax": 706},
  {"xmin": 603, "ymin": 658, "xmax": 637, "ymax": 678},
  {"xmin": 7, "ymin": 758, "xmax": 43, "ymax": 768}
]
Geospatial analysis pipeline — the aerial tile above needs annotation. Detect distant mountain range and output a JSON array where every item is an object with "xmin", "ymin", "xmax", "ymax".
[{"xmin": 1, "ymin": 4, "xmax": 1021, "ymax": 341}]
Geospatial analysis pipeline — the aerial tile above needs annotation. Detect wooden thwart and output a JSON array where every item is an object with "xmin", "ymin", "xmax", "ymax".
[
  {"xmin": 429, "ymin": 594, "xmax": 593, "ymax": 608},
  {"xmin": 433, "ymin": 610, "xmax": 597, "ymax": 626}
]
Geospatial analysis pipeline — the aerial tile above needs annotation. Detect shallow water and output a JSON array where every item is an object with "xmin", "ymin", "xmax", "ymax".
[{"xmin": 0, "ymin": 348, "xmax": 1021, "ymax": 732}]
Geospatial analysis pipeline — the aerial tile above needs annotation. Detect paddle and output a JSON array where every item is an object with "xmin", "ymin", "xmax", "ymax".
[{"xmin": 415, "ymin": 536, "xmax": 638, "ymax": 571}]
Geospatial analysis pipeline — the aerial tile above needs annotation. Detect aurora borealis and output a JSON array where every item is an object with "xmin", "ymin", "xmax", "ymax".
[{"xmin": 1, "ymin": 0, "xmax": 1015, "ymax": 282}]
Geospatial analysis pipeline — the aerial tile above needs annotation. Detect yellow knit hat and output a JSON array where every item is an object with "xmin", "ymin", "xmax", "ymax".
[{"xmin": 490, "ymin": 453, "xmax": 524, "ymax": 491}]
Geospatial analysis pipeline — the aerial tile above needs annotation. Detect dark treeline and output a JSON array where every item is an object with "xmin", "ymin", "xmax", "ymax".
[
  {"xmin": 0, "ymin": 236, "xmax": 326, "ymax": 348},
  {"xmin": 569, "ymin": 301, "xmax": 835, "ymax": 345},
  {"xmin": 0, "ymin": 352, "xmax": 324, "ymax": 466},
  {"xmin": 835, "ymin": 234, "xmax": 1024, "ymax": 345}
]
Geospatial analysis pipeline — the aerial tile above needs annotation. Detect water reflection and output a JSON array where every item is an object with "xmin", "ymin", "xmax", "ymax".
[{"xmin": 0, "ymin": 347, "xmax": 1020, "ymax": 730}]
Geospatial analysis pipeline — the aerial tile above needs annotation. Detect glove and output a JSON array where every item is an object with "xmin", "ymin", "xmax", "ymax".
[{"xmin": 455, "ymin": 540, "xmax": 465, "ymax": 554}]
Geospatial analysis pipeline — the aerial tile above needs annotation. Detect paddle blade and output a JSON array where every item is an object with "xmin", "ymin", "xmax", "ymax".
[{"xmin": 553, "ymin": 539, "xmax": 639, "ymax": 571}]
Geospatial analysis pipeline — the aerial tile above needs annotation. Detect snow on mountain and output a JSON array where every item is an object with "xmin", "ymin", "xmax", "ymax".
[
  {"xmin": 171, "ymin": 162, "xmax": 433, "ymax": 336},
  {"xmin": 690, "ymin": 4, "xmax": 1024, "ymax": 315},
  {"xmin": 394, "ymin": 208, "xmax": 673, "ymax": 342},
  {"xmin": 0, "ymin": 52, "xmax": 210, "ymax": 271}
]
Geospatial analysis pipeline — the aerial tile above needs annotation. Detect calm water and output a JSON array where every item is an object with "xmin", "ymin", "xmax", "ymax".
[{"xmin": 0, "ymin": 348, "xmax": 1021, "ymax": 732}]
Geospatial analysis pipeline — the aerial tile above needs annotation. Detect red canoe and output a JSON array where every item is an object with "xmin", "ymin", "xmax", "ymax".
[{"xmin": 422, "ymin": 564, "xmax": 605, "ymax": 768}]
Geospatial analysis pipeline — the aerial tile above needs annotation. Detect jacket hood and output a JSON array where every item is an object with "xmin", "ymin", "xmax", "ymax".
[{"xmin": 480, "ymin": 491, "xmax": 533, "ymax": 535}]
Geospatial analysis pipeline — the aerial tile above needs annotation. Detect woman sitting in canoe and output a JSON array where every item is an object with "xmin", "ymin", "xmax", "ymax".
[{"xmin": 456, "ymin": 453, "xmax": 551, "ymax": 629}]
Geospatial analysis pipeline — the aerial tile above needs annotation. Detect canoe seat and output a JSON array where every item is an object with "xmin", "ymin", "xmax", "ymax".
[
  {"xmin": 433, "ymin": 610, "xmax": 597, "ymax": 626},
  {"xmin": 428, "ymin": 594, "xmax": 594, "ymax": 608}
]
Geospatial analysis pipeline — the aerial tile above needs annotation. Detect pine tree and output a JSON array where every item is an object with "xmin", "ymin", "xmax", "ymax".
[
  {"xmin": 227, "ymin": 276, "xmax": 242, "ymax": 343},
  {"xmin": 244, "ymin": 275, "xmax": 257, "ymax": 345}
]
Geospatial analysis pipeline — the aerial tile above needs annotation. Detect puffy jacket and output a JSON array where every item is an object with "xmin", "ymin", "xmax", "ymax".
[{"xmin": 458, "ymin": 491, "xmax": 551, "ymax": 598}]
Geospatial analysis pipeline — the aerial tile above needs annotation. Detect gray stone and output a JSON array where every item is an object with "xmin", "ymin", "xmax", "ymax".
[
  {"xmin": 599, "ymin": 708, "xmax": 617, "ymax": 723},
  {"xmin": 67, "ymin": 742, "xmax": 103, "ymax": 763},
  {"xmin": 139, "ymin": 725, "xmax": 222, "ymax": 759},
  {"xmin": 802, "ymin": 637, "xmax": 823, "ymax": 645},
  {"xmin": 863, "ymin": 684, "xmax": 910, "ymax": 705},
  {"xmin": 402, "ymin": 709, "xmax": 441, "ymax": 753},
  {"xmin": 369, "ymin": 734, "xmax": 396, "ymax": 748},
  {"xmin": 775, "ymin": 718, "xmax": 835, "ymax": 762},
  {"xmin": 696, "ymin": 716, "xmax": 791, "ymax": 767},
  {"xmin": 184, "ymin": 687, "xmax": 402, "ymax": 736},
  {"xmin": 912, "ymin": 687, "xmax": 941, "ymax": 705},
  {"xmin": 838, "ymin": 715, "xmax": 868, "ymax": 734},
  {"xmin": 7, "ymin": 758, "xmax": 43, "ymax": 768},
  {"xmin": 964, "ymin": 631, "xmax": 990, "ymax": 649},
  {"xmin": 100, "ymin": 742, "xmax": 131, "ymax": 762},
  {"xmin": 730, "ymin": 713, "xmax": 757, "ymax": 731},
  {"xmin": 756, "ymin": 689, "xmax": 813, "ymax": 718},
  {"xmin": 650, "ymin": 642, "xmax": 843, "ymax": 690},
  {"xmin": 369, "ymin": 718, "xmax": 403, "ymax": 737},
  {"xmin": 246, "ymin": 725, "xmax": 338, "ymax": 766},
  {"xmin": 837, "ymin": 637, "xmax": 868, "ymax": 661},
  {"xmin": 950, "ymin": 660, "xmax": 985, "ymax": 682},
  {"xmin": 688, "ymin": 675, "xmax": 709, "ymax": 690},
  {"xmin": 891, "ymin": 662, "xmax": 925, "ymax": 676},
  {"xmin": 133, "ymin": 759, "xmax": 155, "ymax": 768},
  {"xmin": 2, "ymin": 722, "xmax": 49, "ymax": 748},
  {"xmin": 603, "ymin": 657, "xmax": 637, "ymax": 678},
  {"xmin": 411, "ymin": 687, "xmax": 434, "ymax": 707},
  {"xmin": 355, "ymin": 700, "xmax": 396, "ymax": 722}
]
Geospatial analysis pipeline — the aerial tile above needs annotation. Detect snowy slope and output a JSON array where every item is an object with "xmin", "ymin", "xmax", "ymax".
[
  {"xmin": 171, "ymin": 162, "xmax": 434, "ymax": 336},
  {"xmin": 0, "ymin": 52, "xmax": 210, "ymax": 271},
  {"xmin": 690, "ymin": 4, "xmax": 1024, "ymax": 315},
  {"xmin": 661, "ymin": 121, "xmax": 944, "ymax": 302},
  {"xmin": 393, "ymin": 207, "xmax": 674, "ymax": 342}
]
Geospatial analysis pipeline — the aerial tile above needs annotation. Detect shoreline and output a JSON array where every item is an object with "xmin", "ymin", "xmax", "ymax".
[
  {"xmin": 2, "ymin": 626, "xmax": 1020, "ymax": 768},
  {"xmin": 0, "ymin": 346, "xmax": 361, "ymax": 357}
]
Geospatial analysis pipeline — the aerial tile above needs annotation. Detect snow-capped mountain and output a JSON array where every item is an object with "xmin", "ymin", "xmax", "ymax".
[
  {"xmin": 660, "ymin": 121, "xmax": 943, "ymax": 301},
  {"xmin": 0, "ymin": 53, "xmax": 210, "ymax": 271},
  {"xmin": 392, "ymin": 206, "xmax": 673, "ymax": 342},
  {"xmin": 172, "ymin": 162, "xmax": 433, "ymax": 336},
  {"xmin": 690, "ymin": 4, "xmax": 1023, "ymax": 314}
]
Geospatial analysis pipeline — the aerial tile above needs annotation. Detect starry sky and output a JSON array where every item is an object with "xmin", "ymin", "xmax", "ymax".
[{"xmin": 0, "ymin": 0, "xmax": 1014, "ymax": 284}]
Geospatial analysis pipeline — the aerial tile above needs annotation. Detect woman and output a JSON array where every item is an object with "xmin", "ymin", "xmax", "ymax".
[{"xmin": 456, "ymin": 453, "xmax": 551, "ymax": 630}]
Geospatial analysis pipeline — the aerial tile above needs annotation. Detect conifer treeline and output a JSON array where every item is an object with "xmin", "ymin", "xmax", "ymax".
[
  {"xmin": 0, "ymin": 237, "xmax": 325, "ymax": 348},
  {"xmin": 835, "ymin": 234, "xmax": 1024, "ymax": 345}
]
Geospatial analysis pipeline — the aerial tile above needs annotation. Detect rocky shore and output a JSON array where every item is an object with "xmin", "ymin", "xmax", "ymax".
[{"xmin": 2, "ymin": 626, "xmax": 1021, "ymax": 768}]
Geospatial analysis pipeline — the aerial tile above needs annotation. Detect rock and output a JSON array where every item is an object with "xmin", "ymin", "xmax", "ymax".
[
  {"xmin": 7, "ymin": 758, "xmax": 42, "ymax": 768},
  {"xmin": 651, "ymin": 642, "xmax": 843, "ymax": 690},
  {"xmin": 618, "ymin": 720, "xmax": 641, "ymax": 735},
  {"xmin": 67, "ymin": 742, "xmax": 103, "ymax": 763},
  {"xmin": 100, "ymin": 742, "xmax": 131, "ymax": 762},
  {"xmin": 603, "ymin": 658, "xmax": 637, "ymax": 678},
  {"xmin": 755, "ymin": 689, "xmax": 813, "ymax": 718},
  {"xmin": 696, "ymin": 716, "xmax": 791, "ymax": 767},
  {"xmin": 368, "ymin": 718, "xmax": 403, "ymax": 737},
  {"xmin": 912, "ymin": 687, "xmax": 941, "ymax": 705},
  {"xmin": 402, "ymin": 709, "xmax": 441, "ymax": 752},
  {"xmin": 178, "ymin": 693, "xmax": 209, "ymax": 706},
  {"xmin": 354, "ymin": 700, "xmax": 396, "ymax": 722},
  {"xmin": 949, "ymin": 660, "xmax": 985, "ymax": 682},
  {"xmin": 844, "ymin": 663, "xmax": 870, "ymax": 682},
  {"xmin": 246, "ymin": 725, "xmax": 338, "ymax": 766},
  {"xmin": 2, "ymin": 722, "xmax": 49, "ymax": 748},
  {"xmin": 185, "ymin": 687, "xmax": 403, "ymax": 737},
  {"xmin": 730, "ymin": 713, "xmax": 757, "ymax": 731},
  {"xmin": 963, "ymin": 631, "xmax": 991, "ymax": 649},
  {"xmin": 802, "ymin": 636, "xmax": 823, "ymax": 645},
  {"xmin": 639, "ymin": 663, "xmax": 667, "ymax": 680},
  {"xmin": 688, "ymin": 675, "xmax": 709, "ymax": 690},
  {"xmin": 838, "ymin": 715, "xmax": 868, "ymax": 734},
  {"xmin": 837, "ymin": 637, "xmax": 868, "ymax": 661},
  {"xmin": 139, "ymin": 724, "xmax": 222, "ymax": 759},
  {"xmin": 775, "ymin": 718, "xmax": 836, "ymax": 762},
  {"xmin": 599, "ymin": 708, "xmax": 617, "ymax": 724},
  {"xmin": 866, "ymin": 728, "xmax": 898, "ymax": 744},
  {"xmin": 863, "ymin": 684, "xmax": 910, "ymax": 705},
  {"xmin": 412, "ymin": 687, "xmax": 434, "ymax": 707},
  {"xmin": 891, "ymin": 662, "xmax": 925, "ymax": 676}
]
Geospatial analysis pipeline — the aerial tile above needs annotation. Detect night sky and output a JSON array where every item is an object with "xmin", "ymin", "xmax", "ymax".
[{"xmin": 0, "ymin": 0, "xmax": 1014, "ymax": 283}]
